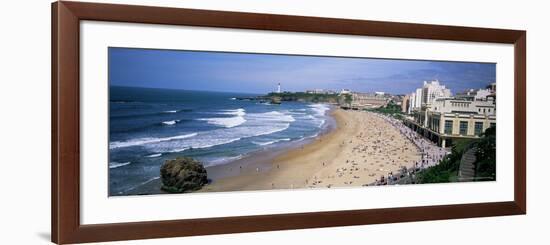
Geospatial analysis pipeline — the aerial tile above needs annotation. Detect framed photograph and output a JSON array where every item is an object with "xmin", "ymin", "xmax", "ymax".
[{"xmin": 52, "ymin": 1, "xmax": 526, "ymax": 244}]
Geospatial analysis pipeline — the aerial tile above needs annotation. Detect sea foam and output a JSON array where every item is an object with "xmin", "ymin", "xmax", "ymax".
[
  {"xmin": 204, "ymin": 155, "xmax": 244, "ymax": 167},
  {"xmin": 307, "ymin": 104, "xmax": 329, "ymax": 128},
  {"xmin": 109, "ymin": 161, "xmax": 131, "ymax": 169},
  {"xmin": 119, "ymin": 109, "xmax": 294, "ymax": 155},
  {"xmin": 221, "ymin": 108, "xmax": 246, "ymax": 117},
  {"xmin": 150, "ymin": 136, "xmax": 244, "ymax": 153},
  {"xmin": 252, "ymin": 138, "xmax": 291, "ymax": 146},
  {"xmin": 147, "ymin": 122, "xmax": 290, "ymax": 154},
  {"xmin": 162, "ymin": 120, "xmax": 180, "ymax": 125},
  {"xmin": 308, "ymin": 103, "xmax": 330, "ymax": 116},
  {"xmin": 122, "ymin": 176, "xmax": 160, "ymax": 193},
  {"xmin": 198, "ymin": 108, "xmax": 247, "ymax": 128},
  {"xmin": 109, "ymin": 132, "xmax": 198, "ymax": 149},
  {"xmin": 198, "ymin": 116, "xmax": 246, "ymax": 128},
  {"xmin": 250, "ymin": 111, "xmax": 295, "ymax": 122},
  {"xmin": 145, "ymin": 153, "xmax": 162, "ymax": 158}
]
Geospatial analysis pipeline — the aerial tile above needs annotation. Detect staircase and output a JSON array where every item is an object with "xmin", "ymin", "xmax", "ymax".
[{"xmin": 458, "ymin": 147, "xmax": 477, "ymax": 182}]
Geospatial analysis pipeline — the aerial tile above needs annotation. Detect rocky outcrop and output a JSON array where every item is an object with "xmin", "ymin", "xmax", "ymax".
[{"xmin": 160, "ymin": 157, "xmax": 208, "ymax": 193}]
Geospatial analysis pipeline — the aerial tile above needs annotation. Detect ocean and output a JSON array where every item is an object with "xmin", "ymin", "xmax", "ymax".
[{"xmin": 109, "ymin": 86, "xmax": 332, "ymax": 196}]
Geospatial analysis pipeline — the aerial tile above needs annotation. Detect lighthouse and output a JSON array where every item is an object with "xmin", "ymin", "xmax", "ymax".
[{"xmin": 277, "ymin": 83, "xmax": 281, "ymax": 93}]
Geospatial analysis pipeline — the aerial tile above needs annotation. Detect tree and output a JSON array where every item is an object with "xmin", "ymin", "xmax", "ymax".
[
  {"xmin": 416, "ymin": 126, "xmax": 496, "ymax": 183},
  {"xmin": 473, "ymin": 126, "xmax": 496, "ymax": 180}
]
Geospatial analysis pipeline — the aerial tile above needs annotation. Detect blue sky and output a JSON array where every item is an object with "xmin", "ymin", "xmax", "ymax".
[{"xmin": 109, "ymin": 47, "xmax": 495, "ymax": 95}]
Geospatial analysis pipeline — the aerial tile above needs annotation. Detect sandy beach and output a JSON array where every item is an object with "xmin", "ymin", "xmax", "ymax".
[{"xmin": 201, "ymin": 109, "xmax": 422, "ymax": 192}]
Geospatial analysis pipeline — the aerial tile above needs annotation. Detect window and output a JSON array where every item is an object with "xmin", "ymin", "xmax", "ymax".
[
  {"xmin": 444, "ymin": 120, "xmax": 453, "ymax": 134},
  {"xmin": 474, "ymin": 122, "xmax": 483, "ymax": 136},
  {"xmin": 459, "ymin": 121, "xmax": 468, "ymax": 135},
  {"xmin": 432, "ymin": 118, "xmax": 440, "ymax": 132},
  {"xmin": 490, "ymin": 122, "xmax": 496, "ymax": 128}
]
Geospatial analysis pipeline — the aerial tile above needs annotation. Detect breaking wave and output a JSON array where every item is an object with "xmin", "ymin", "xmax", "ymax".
[
  {"xmin": 109, "ymin": 133, "xmax": 198, "ymax": 149},
  {"xmin": 145, "ymin": 153, "xmax": 162, "ymax": 158},
  {"xmin": 198, "ymin": 116, "xmax": 246, "ymax": 128},
  {"xmin": 162, "ymin": 120, "xmax": 180, "ymax": 125},
  {"xmin": 197, "ymin": 108, "xmax": 247, "ymax": 128},
  {"xmin": 109, "ymin": 161, "xmax": 131, "ymax": 169},
  {"xmin": 252, "ymin": 138, "xmax": 291, "ymax": 146},
  {"xmin": 308, "ymin": 103, "xmax": 330, "ymax": 116}
]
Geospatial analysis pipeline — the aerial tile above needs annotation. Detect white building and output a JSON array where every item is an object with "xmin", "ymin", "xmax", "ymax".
[
  {"xmin": 405, "ymin": 97, "xmax": 496, "ymax": 148},
  {"xmin": 349, "ymin": 92, "xmax": 389, "ymax": 110},
  {"xmin": 415, "ymin": 88, "xmax": 423, "ymax": 108},
  {"xmin": 408, "ymin": 88, "xmax": 423, "ymax": 113},
  {"xmin": 277, "ymin": 83, "xmax": 281, "ymax": 93},
  {"xmin": 339, "ymin": 89, "xmax": 351, "ymax": 95},
  {"xmin": 455, "ymin": 88, "xmax": 493, "ymax": 101},
  {"xmin": 306, "ymin": 89, "xmax": 336, "ymax": 94},
  {"xmin": 474, "ymin": 88, "xmax": 492, "ymax": 100},
  {"xmin": 421, "ymin": 80, "xmax": 451, "ymax": 105},
  {"xmin": 431, "ymin": 98, "xmax": 496, "ymax": 115},
  {"xmin": 408, "ymin": 92, "xmax": 416, "ymax": 114}
]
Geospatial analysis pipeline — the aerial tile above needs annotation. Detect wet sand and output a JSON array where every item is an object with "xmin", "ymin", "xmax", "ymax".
[{"xmin": 201, "ymin": 109, "xmax": 421, "ymax": 192}]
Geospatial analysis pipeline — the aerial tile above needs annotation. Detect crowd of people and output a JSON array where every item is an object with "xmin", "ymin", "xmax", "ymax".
[
  {"xmin": 297, "ymin": 110, "xmax": 423, "ymax": 189},
  {"xmin": 373, "ymin": 114, "xmax": 449, "ymax": 185}
]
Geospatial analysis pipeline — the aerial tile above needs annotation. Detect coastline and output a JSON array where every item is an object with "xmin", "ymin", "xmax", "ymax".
[
  {"xmin": 124, "ymin": 107, "xmax": 336, "ymax": 195},
  {"xmin": 126, "ymin": 108, "xmax": 423, "ymax": 195},
  {"xmin": 201, "ymin": 109, "xmax": 421, "ymax": 192}
]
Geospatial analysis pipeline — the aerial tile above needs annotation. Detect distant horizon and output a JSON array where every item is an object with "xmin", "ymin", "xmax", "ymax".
[
  {"xmin": 109, "ymin": 84, "xmax": 262, "ymax": 95},
  {"xmin": 109, "ymin": 84, "xmax": 434, "ymax": 96},
  {"xmin": 109, "ymin": 47, "xmax": 496, "ymax": 95}
]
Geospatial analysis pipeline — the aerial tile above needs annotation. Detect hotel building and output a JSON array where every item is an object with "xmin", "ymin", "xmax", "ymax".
[
  {"xmin": 349, "ymin": 92, "xmax": 389, "ymax": 109},
  {"xmin": 401, "ymin": 95, "xmax": 410, "ymax": 113},
  {"xmin": 421, "ymin": 80, "xmax": 451, "ymax": 104},
  {"xmin": 403, "ymin": 81, "xmax": 496, "ymax": 148}
]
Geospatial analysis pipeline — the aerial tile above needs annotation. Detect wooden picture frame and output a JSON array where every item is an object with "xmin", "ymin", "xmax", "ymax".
[{"xmin": 51, "ymin": 1, "xmax": 526, "ymax": 244}]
